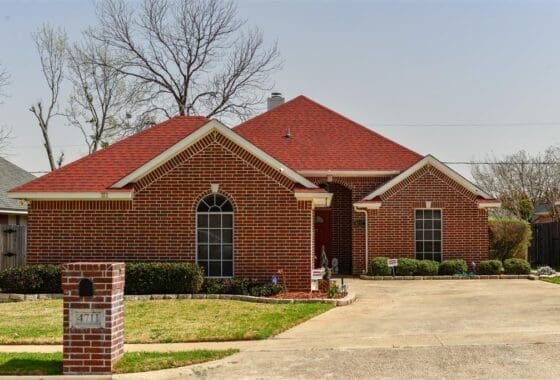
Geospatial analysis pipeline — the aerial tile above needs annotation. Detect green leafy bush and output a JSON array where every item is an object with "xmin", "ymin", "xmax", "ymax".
[
  {"xmin": 416, "ymin": 260, "xmax": 440, "ymax": 276},
  {"xmin": 489, "ymin": 218, "xmax": 532, "ymax": 261},
  {"xmin": 395, "ymin": 258, "xmax": 419, "ymax": 276},
  {"xmin": 125, "ymin": 262, "xmax": 204, "ymax": 294},
  {"xmin": 503, "ymin": 258, "xmax": 531, "ymax": 274},
  {"xmin": 202, "ymin": 278, "xmax": 283, "ymax": 296},
  {"xmin": 477, "ymin": 260, "xmax": 504, "ymax": 275},
  {"xmin": 439, "ymin": 259, "xmax": 468, "ymax": 275},
  {"xmin": 0, "ymin": 264, "xmax": 61, "ymax": 293},
  {"xmin": 369, "ymin": 257, "xmax": 391, "ymax": 276}
]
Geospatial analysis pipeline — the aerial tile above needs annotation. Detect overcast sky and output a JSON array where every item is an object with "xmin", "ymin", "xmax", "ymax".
[{"xmin": 1, "ymin": 0, "xmax": 560, "ymax": 178}]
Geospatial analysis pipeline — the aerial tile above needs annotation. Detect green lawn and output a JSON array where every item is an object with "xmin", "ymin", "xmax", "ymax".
[
  {"xmin": 0, "ymin": 350, "xmax": 238, "ymax": 375},
  {"xmin": 0, "ymin": 299, "xmax": 332, "ymax": 344},
  {"xmin": 541, "ymin": 277, "xmax": 560, "ymax": 285}
]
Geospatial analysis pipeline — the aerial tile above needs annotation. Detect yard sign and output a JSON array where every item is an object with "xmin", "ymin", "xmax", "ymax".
[{"xmin": 388, "ymin": 259, "xmax": 398, "ymax": 267}]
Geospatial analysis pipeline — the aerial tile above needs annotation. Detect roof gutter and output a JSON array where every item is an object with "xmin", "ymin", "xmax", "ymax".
[
  {"xmin": 7, "ymin": 191, "xmax": 134, "ymax": 201},
  {"xmin": 294, "ymin": 192, "xmax": 333, "ymax": 208}
]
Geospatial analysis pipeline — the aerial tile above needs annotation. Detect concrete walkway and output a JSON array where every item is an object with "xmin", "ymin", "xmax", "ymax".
[{"xmin": 3, "ymin": 279, "xmax": 560, "ymax": 379}]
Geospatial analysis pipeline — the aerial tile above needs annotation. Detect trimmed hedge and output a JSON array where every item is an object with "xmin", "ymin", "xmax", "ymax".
[
  {"xmin": 439, "ymin": 259, "xmax": 467, "ymax": 275},
  {"xmin": 489, "ymin": 218, "xmax": 531, "ymax": 261},
  {"xmin": 369, "ymin": 257, "xmax": 391, "ymax": 276},
  {"xmin": 0, "ymin": 264, "xmax": 61, "ymax": 293},
  {"xmin": 202, "ymin": 278, "xmax": 284, "ymax": 296},
  {"xmin": 503, "ymin": 258, "xmax": 531, "ymax": 275},
  {"xmin": 416, "ymin": 260, "xmax": 440, "ymax": 276},
  {"xmin": 395, "ymin": 258, "xmax": 418, "ymax": 276},
  {"xmin": 477, "ymin": 260, "xmax": 504, "ymax": 275},
  {"xmin": 125, "ymin": 262, "xmax": 204, "ymax": 295}
]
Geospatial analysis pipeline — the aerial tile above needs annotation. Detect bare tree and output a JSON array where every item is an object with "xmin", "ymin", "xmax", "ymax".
[
  {"xmin": 66, "ymin": 38, "xmax": 154, "ymax": 153},
  {"xmin": 0, "ymin": 63, "xmax": 9, "ymax": 102},
  {"xmin": 472, "ymin": 148, "xmax": 560, "ymax": 221},
  {"xmin": 0, "ymin": 63, "xmax": 12, "ymax": 153},
  {"xmin": 29, "ymin": 25, "xmax": 67, "ymax": 171},
  {"xmin": 89, "ymin": 0, "xmax": 280, "ymax": 121}
]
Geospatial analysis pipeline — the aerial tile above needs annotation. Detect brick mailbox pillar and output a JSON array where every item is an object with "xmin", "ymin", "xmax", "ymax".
[{"xmin": 62, "ymin": 262, "xmax": 125, "ymax": 375}]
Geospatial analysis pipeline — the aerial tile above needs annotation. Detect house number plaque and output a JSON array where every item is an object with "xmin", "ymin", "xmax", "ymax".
[{"xmin": 70, "ymin": 309, "xmax": 105, "ymax": 329}]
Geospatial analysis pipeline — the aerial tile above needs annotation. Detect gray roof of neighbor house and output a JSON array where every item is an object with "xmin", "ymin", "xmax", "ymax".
[{"xmin": 0, "ymin": 157, "xmax": 34, "ymax": 212}]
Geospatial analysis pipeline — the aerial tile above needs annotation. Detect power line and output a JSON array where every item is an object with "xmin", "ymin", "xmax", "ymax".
[
  {"xmin": 368, "ymin": 122, "xmax": 560, "ymax": 128},
  {"xmin": 444, "ymin": 161, "xmax": 560, "ymax": 165}
]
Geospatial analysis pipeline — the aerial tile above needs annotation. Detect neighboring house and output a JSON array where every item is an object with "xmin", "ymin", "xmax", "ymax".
[
  {"xmin": 9, "ymin": 95, "xmax": 500, "ymax": 291},
  {"xmin": 533, "ymin": 203, "xmax": 554, "ymax": 224},
  {"xmin": 0, "ymin": 157, "xmax": 34, "ymax": 225}
]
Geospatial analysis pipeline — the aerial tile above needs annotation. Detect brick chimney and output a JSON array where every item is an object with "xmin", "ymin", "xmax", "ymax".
[{"xmin": 267, "ymin": 92, "xmax": 285, "ymax": 111}]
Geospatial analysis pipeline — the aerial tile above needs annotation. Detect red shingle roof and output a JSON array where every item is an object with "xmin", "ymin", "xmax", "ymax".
[
  {"xmin": 11, "ymin": 116, "xmax": 208, "ymax": 193},
  {"xmin": 234, "ymin": 95, "xmax": 422, "ymax": 171}
]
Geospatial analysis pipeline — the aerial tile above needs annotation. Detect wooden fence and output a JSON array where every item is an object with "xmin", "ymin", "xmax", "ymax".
[
  {"xmin": 529, "ymin": 222, "xmax": 560, "ymax": 267},
  {"xmin": 0, "ymin": 225, "xmax": 27, "ymax": 271}
]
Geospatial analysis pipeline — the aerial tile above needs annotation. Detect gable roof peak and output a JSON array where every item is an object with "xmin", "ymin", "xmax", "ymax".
[{"xmin": 234, "ymin": 95, "xmax": 422, "ymax": 172}]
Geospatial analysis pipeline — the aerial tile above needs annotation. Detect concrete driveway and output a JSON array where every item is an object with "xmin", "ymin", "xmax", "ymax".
[{"xmin": 177, "ymin": 279, "xmax": 560, "ymax": 379}]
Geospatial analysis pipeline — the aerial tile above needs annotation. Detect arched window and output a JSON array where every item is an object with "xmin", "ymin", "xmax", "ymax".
[{"xmin": 196, "ymin": 194, "xmax": 233, "ymax": 277}]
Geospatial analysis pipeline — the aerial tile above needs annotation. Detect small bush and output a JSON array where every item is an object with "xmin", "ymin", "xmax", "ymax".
[
  {"xmin": 489, "ymin": 218, "xmax": 531, "ymax": 261},
  {"xmin": 477, "ymin": 260, "xmax": 504, "ymax": 275},
  {"xmin": 0, "ymin": 264, "xmax": 61, "ymax": 293},
  {"xmin": 125, "ymin": 262, "xmax": 204, "ymax": 294},
  {"xmin": 249, "ymin": 283, "xmax": 284, "ymax": 297},
  {"xmin": 202, "ymin": 278, "xmax": 283, "ymax": 296},
  {"xmin": 416, "ymin": 260, "xmax": 440, "ymax": 276},
  {"xmin": 395, "ymin": 258, "xmax": 419, "ymax": 276},
  {"xmin": 439, "ymin": 259, "xmax": 467, "ymax": 275},
  {"xmin": 369, "ymin": 257, "xmax": 391, "ymax": 276},
  {"xmin": 503, "ymin": 258, "xmax": 531, "ymax": 275}
]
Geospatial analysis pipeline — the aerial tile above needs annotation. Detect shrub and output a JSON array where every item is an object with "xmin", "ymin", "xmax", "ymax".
[
  {"xmin": 416, "ymin": 260, "xmax": 440, "ymax": 276},
  {"xmin": 439, "ymin": 259, "xmax": 468, "ymax": 275},
  {"xmin": 503, "ymin": 258, "xmax": 531, "ymax": 275},
  {"xmin": 537, "ymin": 266, "xmax": 556, "ymax": 276},
  {"xmin": 0, "ymin": 264, "xmax": 61, "ymax": 293},
  {"xmin": 477, "ymin": 260, "xmax": 504, "ymax": 275},
  {"xmin": 202, "ymin": 278, "xmax": 283, "ymax": 296},
  {"xmin": 369, "ymin": 257, "xmax": 391, "ymax": 276},
  {"xmin": 125, "ymin": 262, "xmax": 204, "ymax": 294},
  {"xmin": 395, "ymin": 258, "xmax": 419, "ymax": 276},
  {"xmin": 488, "ymin": 218, "xmax": 532, "ymax": 261}
]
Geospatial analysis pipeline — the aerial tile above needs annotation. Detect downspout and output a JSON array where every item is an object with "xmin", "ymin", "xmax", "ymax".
[{"xmin": 354, "ymin": 206, "xmax": 368, "ymax": 273}]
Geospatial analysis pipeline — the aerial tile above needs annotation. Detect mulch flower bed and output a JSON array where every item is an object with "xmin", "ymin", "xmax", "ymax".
[{"xmin": 270, "ymin": 291, "xmax": 346, "ymax": 300}]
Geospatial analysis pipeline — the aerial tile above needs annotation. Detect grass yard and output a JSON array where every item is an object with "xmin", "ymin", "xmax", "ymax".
[
  {"xmin": 0, "ymin": 350, "xmax": 238, "ymax": 375},
  {"xmin": 541, "ymin": 277, "xmax": 560, "ymax": 285},
  {"xmin": 0, "ymin": 299, "xmax": 333, "ymax": 344}
]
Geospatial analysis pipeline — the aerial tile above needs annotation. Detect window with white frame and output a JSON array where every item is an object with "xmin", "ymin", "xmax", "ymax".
[
  {"xmin": 415, "ymin": 209, "xmax": 442, "ymax": 262},
  {"xmin": 196, "ymin": 194, "xmax": 233, "ymax": 277}
]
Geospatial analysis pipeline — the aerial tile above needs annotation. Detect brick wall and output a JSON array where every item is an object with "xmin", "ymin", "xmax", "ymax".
[
  {"xmin": 308, "ymin": 176, "xmax": 393, "ymax": 274},
  {"xmin": 28, "ymin": 132, "xmax": 313, "ymax": 291},
  {"xmin": 62, "ymin": 262, "xmax": 125, "ymax": 375},
  {"xmin": 358, "ymin": 165, "xmax": 489, "ymax": 273}
]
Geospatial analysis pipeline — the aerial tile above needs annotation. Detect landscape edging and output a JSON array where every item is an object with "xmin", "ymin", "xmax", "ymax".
[
  {"xmin": 360, "ymin": 274, "xmax": 537, "ymax": 281},
  {"xmin": 0, "ymin": 291, "xmax": 356, "ymax": 307}
]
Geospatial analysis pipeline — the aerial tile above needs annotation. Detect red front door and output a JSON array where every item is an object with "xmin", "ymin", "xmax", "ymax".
[{"xmin": 314, "ymin": 209, "xmax": 332, "ymax": 268}]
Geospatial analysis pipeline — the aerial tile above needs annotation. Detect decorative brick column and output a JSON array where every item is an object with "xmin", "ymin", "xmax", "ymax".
[{"xmin": 62, "ymin": 262, "xmax": 125, "ymax": 375}]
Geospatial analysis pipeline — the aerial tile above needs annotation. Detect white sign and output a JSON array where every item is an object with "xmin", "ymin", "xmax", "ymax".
[
  {"xmin": 388, "ymin": 259, "xmax": 398, "ymax": 268},
  {"xmin": 311, "ymin": 268, "xmax": 324, "ymax": 280},
  {"xmin": 70, "ymin": 309, "xmax": 105, "ymax": 329}
]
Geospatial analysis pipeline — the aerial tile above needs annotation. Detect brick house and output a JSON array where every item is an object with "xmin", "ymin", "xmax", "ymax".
[{"xmin": 9, "ymin": 95, "xmax": 499, "ymax": 291}]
